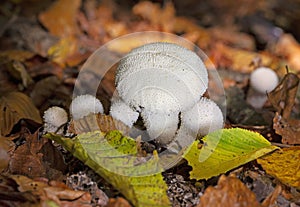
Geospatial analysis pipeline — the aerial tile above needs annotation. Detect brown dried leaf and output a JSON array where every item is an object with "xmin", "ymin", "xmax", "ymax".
[
  {"xmin": 0, "ymin": 138, "xmax": 14, "ymax": 172},
  {"xmin": 209, "ymin": 27, "xmax": 255, "ymax": 50},
  {"xmin": 30, "ymin": 76, "xmax": 62, "ymax": 107},
  {"xmin": 210, "ymin": 43, "xmax": 276, "ymax": 73},
  {"xmin": 275, "ymin": 34, "xmax": 300, "ymax": 72},
  {"xmin": 38, "ymin": 0, "xmax": 81, "ymax": 37},
  {"xmin": 132, "ymin": 1, "xmax": 175, "ymax": 32},
  {"xmin": 0, "ymin": 92, "xmax": 42, "ymax": 136},
  {"xmin": 9, "ymin": 175, "xmax": 92, "ymax": 206},
  {"xmin": 9, "ymin": 131, "xmax": 48, "ymax": 178},
  {"xmin": 273, "ymin": 113, "xmax": 300, "ymax": 144},
  {"xmin": 0, "ymin": 50, "xmax": 35, "ymax": 63},
  {"xmin": 9, "ymin": 130, "xmax": 66, "ymax": 180},
  {"xmin": 0, "ymin": 175, "xmax": 39, "ymax": 206},
  {"xmin": 106, "ymin": 197, "xmax": 132, "ymax": 207},
  {"xmin": 268, "ymin": 72, "xmax": 299, "ymax": 119},
  {"xmin": 69, "ymin": 113, "xmax": 129, "ymax": 135},
  {"xmin": 197, "ymin": 175, "xmax": 261, "ymax": 207},
  {"xmin": 268, "ymin": 72, "xmax": 300, "ymax": 144}
]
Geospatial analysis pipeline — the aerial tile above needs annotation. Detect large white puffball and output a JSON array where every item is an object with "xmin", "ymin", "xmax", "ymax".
[{"xmin": 115, "ymin": 42, "xmax": 208, "ymax": 114}]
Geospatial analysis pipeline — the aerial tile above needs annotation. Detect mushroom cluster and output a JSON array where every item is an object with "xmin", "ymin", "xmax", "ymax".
[
  {"xmin": 111, "ymin": 42, "xmax": 224, "ymax": 148},
  {"xmin": 43, "ymin": 42, "xmax": 223, "ymax": 150}
]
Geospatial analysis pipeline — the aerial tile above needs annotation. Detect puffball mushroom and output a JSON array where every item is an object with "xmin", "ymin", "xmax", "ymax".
[
  {"xmin": 70, "ymin": 94, "xmax": 104, "ymax": 120},
  {"xmin": 246, "ymin": 67, "xmax": 279, "ymax": 108},
  {"xmin": 141, "ymin": 110, "xmax": 179, "ymax": 144},
  {"xmin": 116, "ymin": 42, "xmax": 208, "ymax": 114},
  {"xmin": 43, "ymin": 106, "xmax": 68, "ymax": 134},
  {"xmin": 110, "ymin": 97, "xmax": 139, "ymax": 128},
  {"xmin": 181, "ymin": 97, "xmax": 224, "ymax": 137},
  {"xmin": 115, "ymin": 42, "xmax": 209, "ymax": 145}
]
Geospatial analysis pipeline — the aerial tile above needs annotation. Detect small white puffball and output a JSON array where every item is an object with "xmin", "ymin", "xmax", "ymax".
[
  {"xmin": 70, "ymin": 94, "xmax": 104, "ymax": 120},
  {"xmin": 181, "ymin": 97, "xmax": 223, "ymax": 137},
  {"xmin": 109, "ymin": 97, "xmax": 139, "ymax": 128},
  {"xmin": 141, "ymin": 110, "xmax": 179, "ymax": 145},
  {"xmin": 43, "ymin": 106, "xmax": 68, "ymax": 133},
  {"xmin": 250, "ymin": 67, "xmax": 279, "ymax": 94}
]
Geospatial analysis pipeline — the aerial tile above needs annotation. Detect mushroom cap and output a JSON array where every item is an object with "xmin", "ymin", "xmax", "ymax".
[
  {"xmin": 181, "ymin": 97, "xmax": 223, "ymax": 137},
  {"xmin": 43, "ymin": 106, "xmax": 68, "ymax": 133},
  {"xmin": 250, "ymin": 67, "xmax": 279, "ymax": 94},
  {"xmin": 115, "ymin": 42, "xmax": 208, "ymax": 114},
  {"xmin": 141, "ymin": 110, "xmax": 179, "ymax": 145},
  {"xmin": 70, "ymin": 94, "xmax": 104, "ymax": 120},
  {"xmin": 110, "ymin": 97, "xmax": 139, "ymax": 128}
]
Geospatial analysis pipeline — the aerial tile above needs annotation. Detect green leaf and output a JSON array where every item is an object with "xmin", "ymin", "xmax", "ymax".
[
  {"xmin": 183, "ymin": 128, "xmax": 278, "ymax": 180},
  {"xmin": 45, "ymin": 130, "xmax": 170, "ymax": 207}
]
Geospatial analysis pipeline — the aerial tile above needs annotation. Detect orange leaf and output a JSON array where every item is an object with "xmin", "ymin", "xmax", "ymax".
[
  {"xmin": 197, "ymin": 175, "xmax": 261, "ymax": 207},
  {"xmin": 38, "ymin": 0, "xmax": 81, "ymax": 37}
]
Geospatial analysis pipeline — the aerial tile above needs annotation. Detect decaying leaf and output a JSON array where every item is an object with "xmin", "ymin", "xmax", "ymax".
[
  {"xmin": 209, "ymin": 43, "xmax": 277, "ymax": 73},
  {"xmin": 45, "ymin": 130, "xmax": 171, "ymax": 207},
  {"xmin": 107, "ymin": 197, "xmax": 132, "ymax": 207},
  {"xmin": 273, "ymin": 113, "xmax": 300, "ymax": 144},
  {"xmin": 268, "ymin": 72, "xmax": 299, "ymax": 119},
  {"xmin": 268, "ymin": 72, "xmax": 300, "ymax": 144},
  {"xmin": 0, "ymin": 50, "xmax": 35, "ymax": 88},
  {"xmin": 9, "ymin": 130, "xmax": 66, "ymax": 180},
  {"xmin": 183, "ymin": 128, "xmax": 278, "ymax": 180},
  {"xmin": 38, "ymin": 0, "xmax": 81, "ymax": 37},
  {"xmin": 0, "ymin": 174, "xmax": 39, "ymax": 206},
  {"xmin": 68, "ymin": 113, "xmax": 129, "ymax": 135},
  {"xmin": 0, "ymin": 137, "xmax": 14, "ymax": 172},
  {"xmin": 9, "ymin": 174, "xmax": 92, "ymax": 206},
  {"xmin": 0, "ymin": 92, "xmax": 42, "ymax": 136},
  {"xmin": 47, "ymin": 36, "xmax": 79, "ymax": 67},
  {"xmin": 132, "ymin": 1, "xmax": 175, "ymax": 32},
  {"xmin": 257, "ymin": 147, "xmax": 300, "ymax": 190},
  {"xmin": 197, "ymin": 175, "xmax": 261, "ymax": 207},
  {"xmin": 275, "ymin": 33, "xmax": 300, "ymax": 72}
]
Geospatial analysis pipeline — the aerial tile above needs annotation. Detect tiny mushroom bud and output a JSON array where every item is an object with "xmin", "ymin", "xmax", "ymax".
[
  {"xmin": 43, "ymin": 106, "xmax": 68, "ymax": 134},
  {"xmin": 181, "ymin": 97, "xmax": 223, "ymax": 137},
  {"xmin": 246, "ymin": 67, "xmax": 279, "ymax": 108},
  {"xmin": 110, "ymin": 97, "xmax": 139, "ymax": 128},
  {"xmin": 70, "ymin": 94, "xmax": 104, "ymax": 120}
]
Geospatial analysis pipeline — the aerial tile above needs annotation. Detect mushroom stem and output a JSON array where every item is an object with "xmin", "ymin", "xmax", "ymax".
[{"xmin": 141, "ymin": 110, "xmax": 179, "ymax": 145}]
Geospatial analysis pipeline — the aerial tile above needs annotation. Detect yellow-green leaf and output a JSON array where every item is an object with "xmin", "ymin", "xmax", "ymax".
[
  {"xmin": 257, "ymin": 147, "xmax": 300, "ymax": 190},
  {"xmin": 183, "ymin": 128, "xmax": 278, "ymax": 180},
  {"xmin": 0, "ymin": 92, "xmax": 42, "ymax": 136},
  {"xmin": 45, "ymin": 130, "xmax": 170, "ymax": 207}
]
